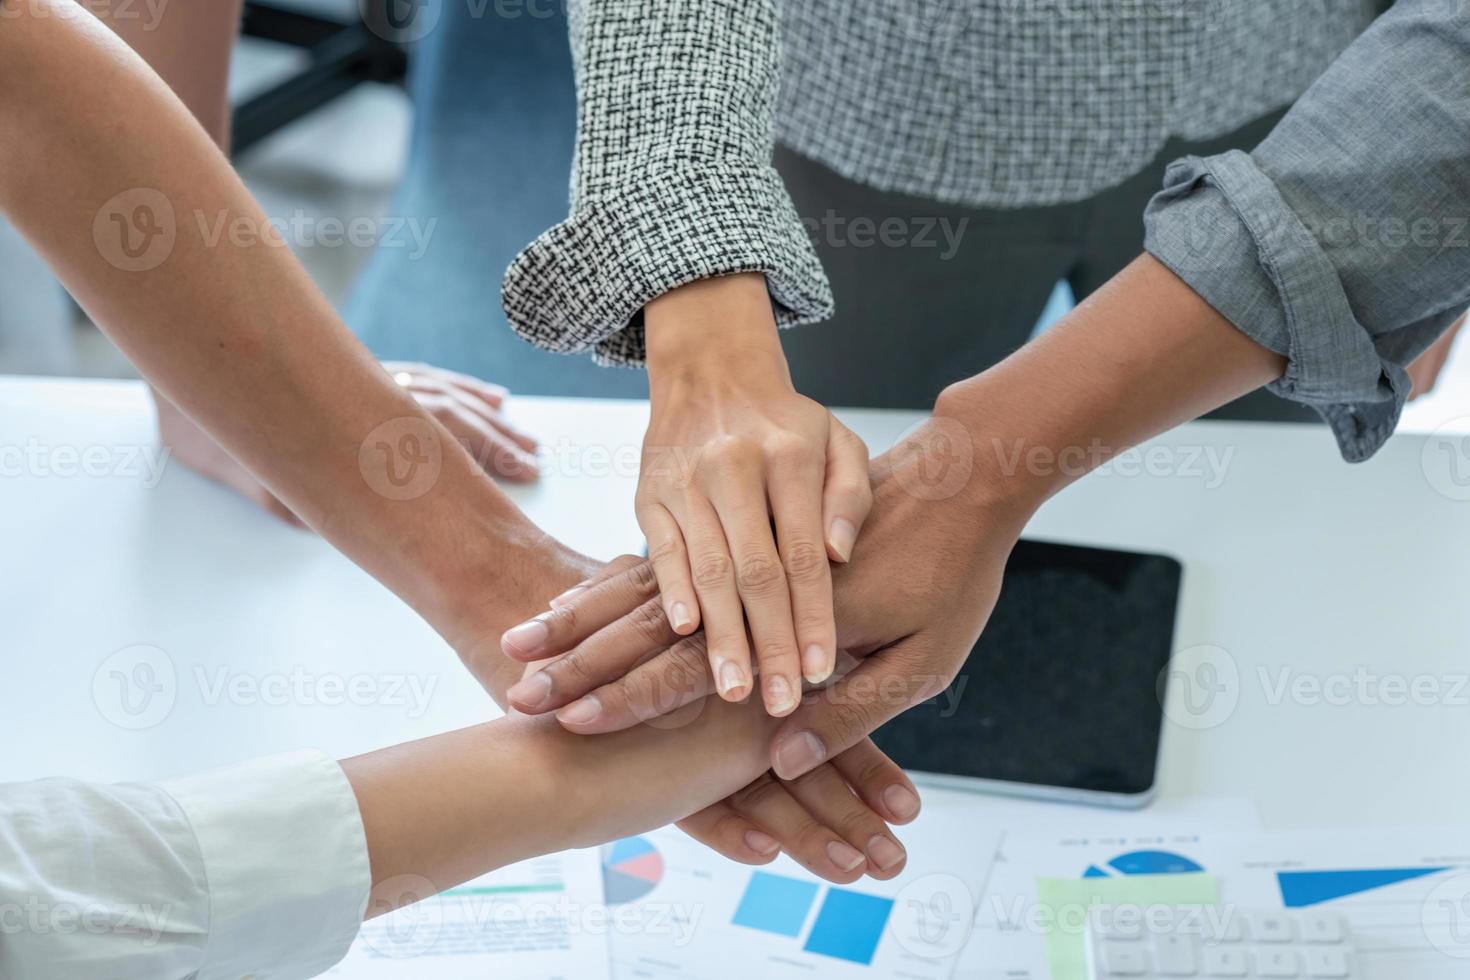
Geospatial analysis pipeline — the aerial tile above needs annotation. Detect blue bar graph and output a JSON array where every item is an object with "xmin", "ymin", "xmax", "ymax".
[
  {"xmin": 802, "ymin": 888, "xmax": 895, "ymax": 965},
  {"xmin": 732, "ymin": 872, "xmax": 819, "ymax": 938},
  {"xmin": 1278, "ymin": 868, "xmax": 1449, "ymax": 907}
]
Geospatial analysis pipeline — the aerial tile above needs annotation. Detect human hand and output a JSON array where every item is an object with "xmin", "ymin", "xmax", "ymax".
[
  {"xmin": 154, "ymin": 361, "xmax": 540, "ymax": 524},
  {"xmin": 502, "ymin": 412, "xmax": 1034, "ymax": 778},
  {"xmin": 674, "ymin": 737, "xmax": 918, "ymax": 882},
  {"xmin": 1407, "ymin": 312, "xmax": 1466, "ymax": 401},
  {"xmin": 513, "ymin": 642, "xmax": 918, "ymax": 882},
  {"xmin": 617, "ymin": 272, "xmax": 871, "ymax": 717}
]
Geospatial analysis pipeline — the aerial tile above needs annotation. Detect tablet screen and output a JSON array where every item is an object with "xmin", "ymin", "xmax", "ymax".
[{"xmin": 869, "ymin": 539, "xmax": 1182, "ymax": 798}]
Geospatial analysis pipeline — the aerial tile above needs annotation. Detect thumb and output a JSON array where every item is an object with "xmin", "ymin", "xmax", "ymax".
[{"xmin": 769, "ymin": 638, "xmax": 948, "ymax": 780}]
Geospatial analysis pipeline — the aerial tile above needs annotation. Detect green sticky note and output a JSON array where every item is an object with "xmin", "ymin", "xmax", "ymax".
[{"xmin": 1034, "ymin": 873, "xmax": 1220, "ymax": 980}]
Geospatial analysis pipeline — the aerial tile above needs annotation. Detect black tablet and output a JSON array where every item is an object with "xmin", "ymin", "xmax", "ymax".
[{"xmin": 869, "ymin": 538, "xmax": 1183, "ymax": 808}]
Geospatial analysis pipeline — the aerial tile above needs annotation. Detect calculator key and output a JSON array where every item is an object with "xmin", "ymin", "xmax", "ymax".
[
  {"xmin": 1202, "ymin": 946, "xmax": 1249, "ymax": 977},
  {"xmin": 1255, "ymin": 948, "xmax": 1302, "ymax": 977},
  {"xmin": 1298, "ymin": 913, "xmax": 1345, "ymax": 944},
  {"xmin": 1249, "ymin": 913, "xmax": 1295, "ymax": 943},
  {"xmin": 1304, "ymin": 947, "xmax": 1351, "ymax": 978},
  {"xmin": 1155, "ymin": 934, "xmax": 1198, "ymax": 976},
  {"xmin": 1202, "ymin": 912, "xmax": 1244, "ymax": 943},
  {"xmin": 1099, "ymin": 914, "xmax": 1145, "ymax": 941},
  {"xmin": 1102, "ymin": 943, "xmax": 1150, "ymax": 976}
]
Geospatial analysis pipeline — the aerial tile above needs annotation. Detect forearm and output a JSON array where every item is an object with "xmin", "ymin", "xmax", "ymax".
[
  {"xmin": 1142, "ymin": 0, "xmax": 1470, "ymax": 461},
  {"xmin": 501, "ymin": 0, "xmax": 831, "ymax": 365},
  {"xmin": 341, "ymin": 699, "xmax": 777, "ymax": 912},
  {"xmin": 940, "ymin": 255, "xmax": 1286, "ymax": 515},
  {"xmin": 0, "ymin": 1, "xmax": 560, "ymax": 655}
]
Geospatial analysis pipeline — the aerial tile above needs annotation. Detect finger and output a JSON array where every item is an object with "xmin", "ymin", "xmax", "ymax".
[
  {"xmin": 822, "ymin": 420, "xmax": 873, "ymax": 563},
  {"xmin": 783, "ymin": 760, "xmax": 907, "ymax": 879},
  {"xmin": 425, "ymin": 396, "xmax": 539, "ymax": 481},
  {"xmin": 768, "ymin": 449, "xmax": 836, "ymax": 685},
  {"xmin": 676, "ymin": 802, "xmax": 781, "ymax": 866},
  {"xmin": 706, "ymin": 475, "xmax": 801, "ymax": 716},
  {"xmin": 500, "ymin": 560, "xmax": 666, "ymax": 661},
  {"xmin": 506, "ymin": 598, "xmax": 672, "ymax": 714},
  {"xmin": 553, "ymin": 633, "xmax": 715, "ymax": 732},
  {"xmin": 676, "ymin": 495, "xmax": 754, "ymax": 702},
  {"xmin": 443, "ymin": 384, "xmax": 539, "ymax": 453},
  {"xmin": 771, "ymin": 640, "xmax": 946, "ymax": 780},
  {"xmin": 388, "ymin": 361, "xmax": 509, "ymax": 409},
  {"xmin": 727, "ymin": 774, "xmax": 867, "ymax": 883},
  {"xmin": 637, "ymin": 502, "xmax": 700, "ymax": 635},
  {"xmin": 829, "ymin": 739, "xmax": 923, "ymax": 826},
  {"xmin": 549, "ymin": 554, "xmax": 643, "ymax": 610}
]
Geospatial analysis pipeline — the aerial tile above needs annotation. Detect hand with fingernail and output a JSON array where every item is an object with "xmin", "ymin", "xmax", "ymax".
[
  {"xmin": 501, "ymin": 417, "xmax": 1023, "ymax": 785},
  {"xmin": 506, "ymin": 603, "xmax": 918, "ymax": 883},
  {"xmin": 636, "ymin": 273, "xmax": 874, "ymax": 718}
]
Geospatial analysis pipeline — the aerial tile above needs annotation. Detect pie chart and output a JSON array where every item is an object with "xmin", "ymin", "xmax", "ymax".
[
  {"xmin": 602, "ymin": 836, "xmax": 665, "ymax": 905},
  {"xmin": 1083, "ymin": 850, "xmax": 1205, "ymax": 878}
]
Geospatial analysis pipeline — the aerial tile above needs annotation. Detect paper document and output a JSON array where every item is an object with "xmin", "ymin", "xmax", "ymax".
[
  {"xmin": 954, "ymin": 796, "xmax": 1261, "ymax": 980},
  {"xmin": 1214, "ymin": 827, "xmax": 1470, "ymax": 980},
  {"xmin": 965, "ymin": 821, "xmax": 1470, "ymax": 980},
  {"xmin": 324, "ymin": 849, "xmax": 611, "ymax": 979},
  {"xmin": 605, "ymin": 787, "xmax": 1002, "ymax": 979}
]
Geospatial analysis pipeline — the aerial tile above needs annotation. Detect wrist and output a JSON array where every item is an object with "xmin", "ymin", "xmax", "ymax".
[
  {"xmin": 419, "ymin": 511, "xmax": 597, "ymax": 702},
  {"xmin": 926, "ymin": 384, "xmax": 1051, "ymax": 528},
  {"xmin": 644, "ymin": 273, "xmax": 789, "ymax": 392}
]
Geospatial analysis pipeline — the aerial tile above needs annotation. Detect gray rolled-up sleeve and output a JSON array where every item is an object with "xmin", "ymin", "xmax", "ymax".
[
  {"xmin": 1145, "ymin": 0, "xmax": 1470, "ymax": 461},
  {"xmin": 501, "ymin": 0, "xmax": 832, "ymax": 368}
]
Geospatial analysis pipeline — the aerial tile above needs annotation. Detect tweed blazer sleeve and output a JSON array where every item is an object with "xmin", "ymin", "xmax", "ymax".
[{"xmin": 500, "ymin": 0, "xmax": 833, "ymax": 367}]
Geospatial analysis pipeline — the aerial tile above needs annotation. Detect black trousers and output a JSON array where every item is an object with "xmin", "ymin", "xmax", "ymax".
[{"xmin": 776, "ymin": 109, "xmax": 1317, "ymax": 423}]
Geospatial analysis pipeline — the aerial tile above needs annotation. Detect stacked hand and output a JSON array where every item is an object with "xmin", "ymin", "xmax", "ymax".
[
  {"xmin": 500, "ymin": 415, "xmax": 1033, "ymax": 860},
  {"xmin": 619, "ymin": 273, "xmax": 873, "ymax": 717},
  {"xmin": 474, "ymin": 552, "xmax": 922, "ymax": 884}
]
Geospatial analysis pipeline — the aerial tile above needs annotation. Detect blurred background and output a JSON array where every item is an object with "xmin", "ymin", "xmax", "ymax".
[
  {"xmin": 0, "ymin": 0, "xmax": 1464, "ymax": 430},
  {"xmin": 0, "ymin": 0, "xmax": 1073, "ymax": 398}
]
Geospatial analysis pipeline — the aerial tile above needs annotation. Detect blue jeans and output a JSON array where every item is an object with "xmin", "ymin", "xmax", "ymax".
[{"xmin": 343, "ymin": 1, "xmax": 647, "ymax": 397}]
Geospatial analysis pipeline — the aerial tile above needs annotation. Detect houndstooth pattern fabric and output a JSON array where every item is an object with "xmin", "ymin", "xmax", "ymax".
[{"xmin": 503, "ymin": 0, "xmax": 1379, "ymax": 366}]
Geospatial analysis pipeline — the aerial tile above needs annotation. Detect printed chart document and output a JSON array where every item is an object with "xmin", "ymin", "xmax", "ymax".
[
  {"xmin": 324, "ymin": 849, "xmax": 611, "ymax": 980},
  {"xmin": 953, "ymin": 796, "xmax": 1261, "ymax": 980},
  {"xmin": 1215, "ymin": 827, "xmax": 1470, "ymax": 980},
  {"xmin": 964, "ymin": 821, "xmax": 1470, "ymax": 980},
  {"xmin": 603, "ymin": 787, "xmax": 1002, "ymax": 980}
]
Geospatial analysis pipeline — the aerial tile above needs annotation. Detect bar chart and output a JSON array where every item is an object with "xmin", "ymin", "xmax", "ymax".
[{"xmin": 730, "ymin": 871, "xmax": 897, "ymax": 965}]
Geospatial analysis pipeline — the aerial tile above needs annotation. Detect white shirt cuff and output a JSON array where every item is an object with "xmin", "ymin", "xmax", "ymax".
[{"xmin": 159, "ymin": 751, "xmax": 371, "ymax": 980}]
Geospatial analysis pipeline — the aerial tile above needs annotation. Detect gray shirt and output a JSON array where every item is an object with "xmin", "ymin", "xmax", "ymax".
[{"xmin": 502, "ymin": 0, "xmax": 1469, "ymax": 460}]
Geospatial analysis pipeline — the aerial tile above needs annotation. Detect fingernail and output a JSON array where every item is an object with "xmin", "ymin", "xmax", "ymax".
[
  {"xmin": 556, "ymin": 696, "xmax": 602, "ymax": 727},
  {"xmin": 669, "ymin": 601, "xmax": 694, "ymax": 633},
  {"xmin": 827, "ymin": 840, "xmax": 866, "ymax": 871},
  {"xmin": 549, "ymin": 585, "xmax": 587, "ymax": 609},
  {"xmin": 501, "ymin": 617, "xmax": 549, "ymax": 657},
  {"xmin": 507, "ymin": 672, "xmax": 552, "ymax": 710},
  {"xmin": 801, "ymin": 644, "xmax": 831, "ymax": 684},
  {"xmin": 883, "ymin": 784, "xmax": 921, "ymax": 822},
  {"xmin": 828, "ymin": 517, "xmax": 858, "ymax": 563},
  {"xmin": 765, "ymin": 674, "xmax": 798, "ymax": 716},
  {"xmin": 744, "ymin": 830, "xmax": 779, "ymax": 855},
  {"xmin": 773, "ymin": 731, "xmax": 826, "ymax": 779},
  {"xmin": 717, "ymin": 660, "xmax": 748, "ymax": 700},
  {"xmin": 867, "ymin": 834, "xmax": 906, "ymax": 871}
]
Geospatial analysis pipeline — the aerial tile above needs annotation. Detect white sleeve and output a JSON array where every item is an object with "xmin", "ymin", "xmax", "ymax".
[{"xmin": 0, "ymin": 750, "xmax": 371, "ymax": 980}]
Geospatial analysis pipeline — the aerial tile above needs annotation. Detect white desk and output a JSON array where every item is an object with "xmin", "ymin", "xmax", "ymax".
[{"xmin": 1, "ymin": 377, "xmax": 1466, "ymax": 830}]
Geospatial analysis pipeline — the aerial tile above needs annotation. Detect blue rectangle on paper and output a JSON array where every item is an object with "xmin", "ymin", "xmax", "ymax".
[
  {"xmin": 731, "ymin": 872, "xmax": 819, "ymax": 938},
  {"xmin": 802, "ymin": 888, "xmax": 895, "ymax": 965}
]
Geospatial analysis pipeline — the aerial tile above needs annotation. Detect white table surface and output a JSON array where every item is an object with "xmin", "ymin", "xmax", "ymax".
[{"xmin": 1, "ymin": 376, "xmax": 1467, "ymax": 831}]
